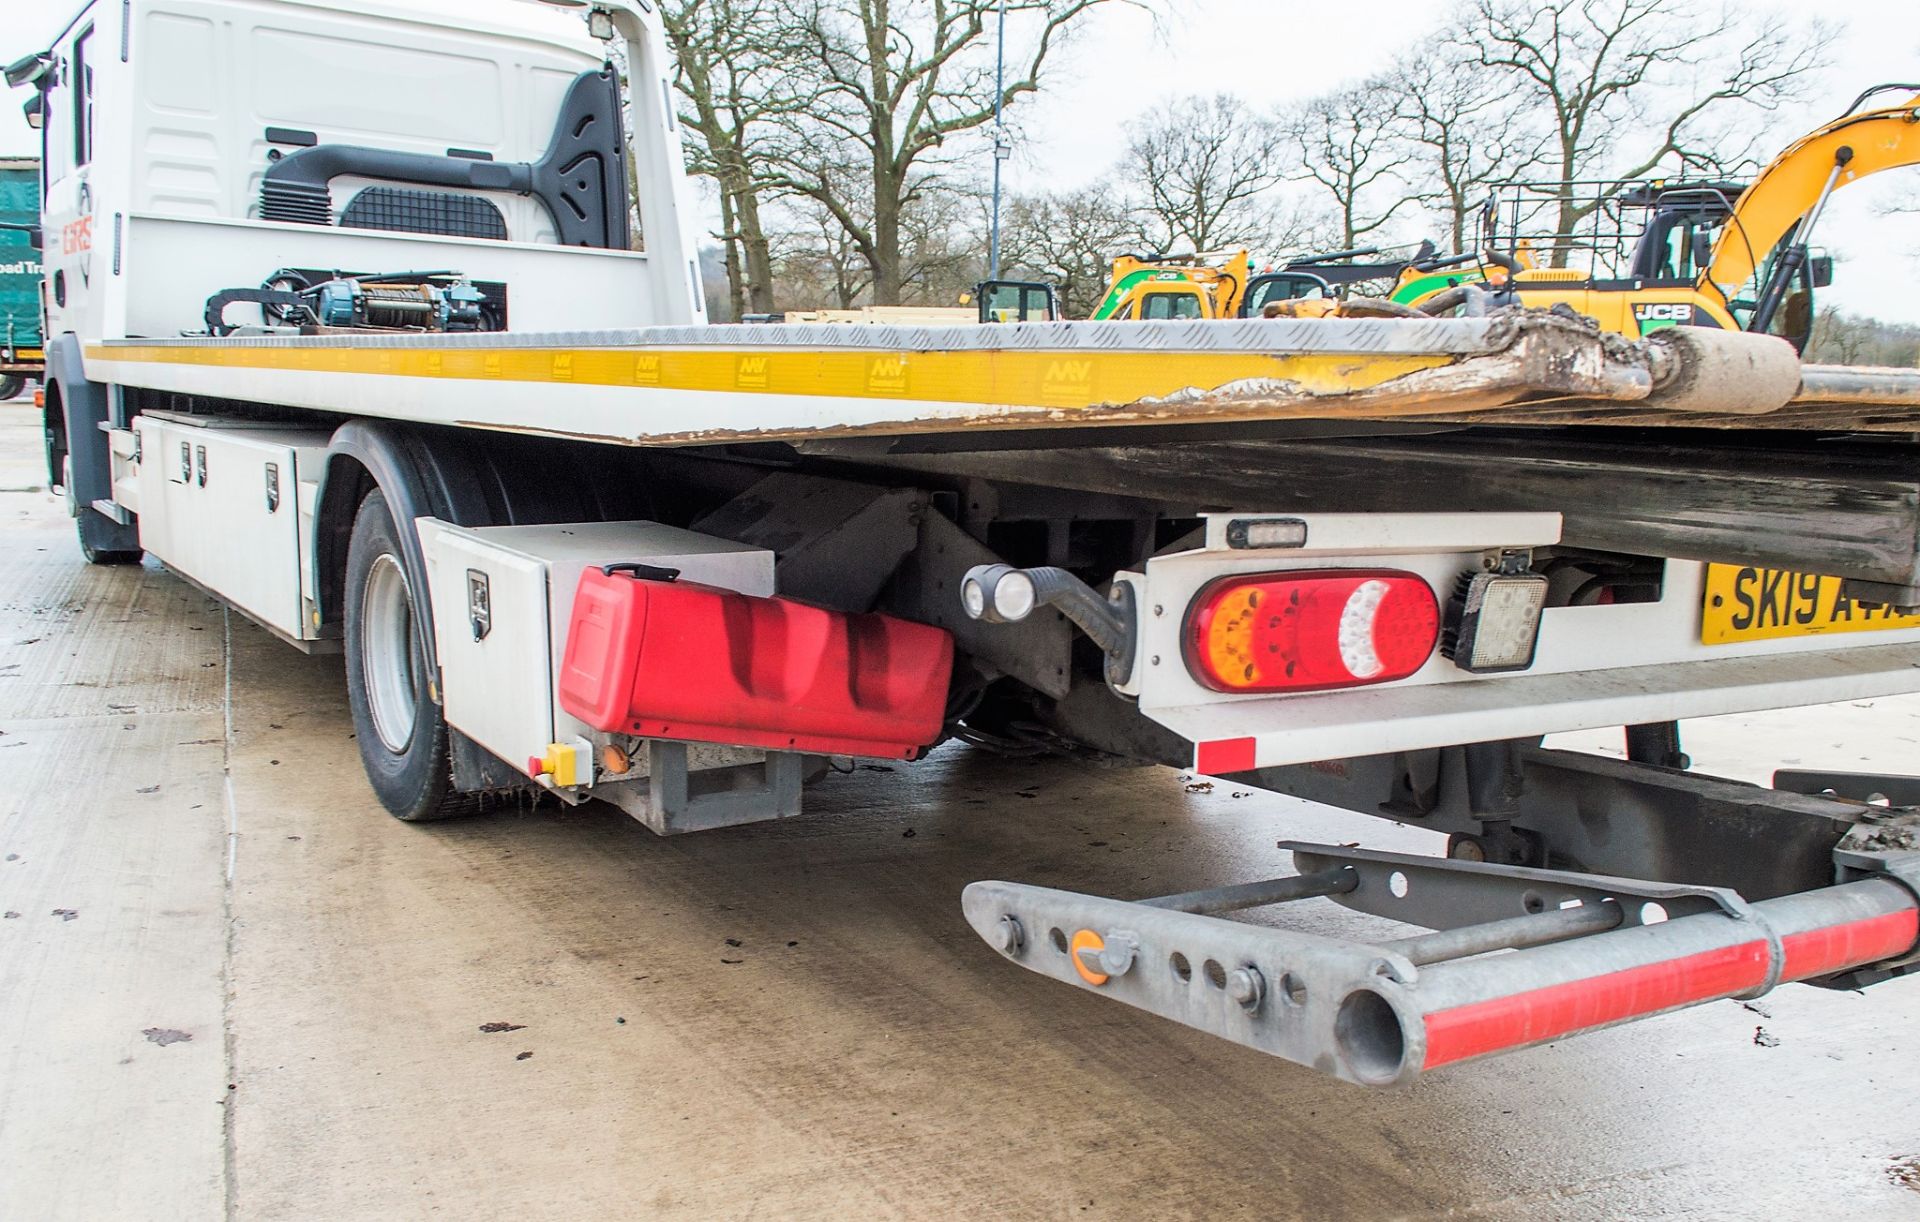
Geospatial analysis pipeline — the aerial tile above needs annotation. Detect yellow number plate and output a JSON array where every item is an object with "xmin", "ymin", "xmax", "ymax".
[{"xmin": 1701, "ymin": 564, "xmax": 1920, "ymax": 645}]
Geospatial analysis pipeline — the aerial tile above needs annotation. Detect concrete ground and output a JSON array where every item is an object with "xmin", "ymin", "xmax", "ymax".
[{"xmin": 2, "ymin": 395, "xmax": 1918, "ymax": 1221}]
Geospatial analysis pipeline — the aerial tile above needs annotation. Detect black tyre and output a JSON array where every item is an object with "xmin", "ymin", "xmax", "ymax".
[
  {"xmin": 342, "ymin": 488, "xmax": 470, "ymax": 821},
  {"xmin": 0, "ymin": 375, "xmax": 24, "ymax": 401}
]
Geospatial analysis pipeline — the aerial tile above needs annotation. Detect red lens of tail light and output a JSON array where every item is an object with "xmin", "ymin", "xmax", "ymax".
[{"xmin": 1185, "ymin": 569, "xmax": 1440, "ymax": 693}]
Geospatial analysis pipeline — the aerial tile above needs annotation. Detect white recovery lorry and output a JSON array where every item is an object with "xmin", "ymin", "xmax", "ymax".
[{"xmin": 12, "ymin": 0, "xmax": 1920, "ymax": 1087}]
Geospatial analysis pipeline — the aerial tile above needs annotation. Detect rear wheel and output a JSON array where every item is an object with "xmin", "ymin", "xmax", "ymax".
[
  {"xmin": 343, "ymin": 488, "xmax": 470, "ymax": 821},
  {"xmin": 0, "ymin": 375, "xmax": 24, "ymax": 401}
]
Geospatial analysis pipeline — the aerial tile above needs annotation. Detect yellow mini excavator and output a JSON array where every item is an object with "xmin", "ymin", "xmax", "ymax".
[{"xmin": 1085, "ymin": 244, "xmax": 1440, "ymax": 321}]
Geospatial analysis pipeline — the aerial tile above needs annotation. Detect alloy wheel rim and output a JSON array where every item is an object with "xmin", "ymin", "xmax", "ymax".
[{"xmin": 360, "ymin": 553, "xmax": 420, "ymax": 753}]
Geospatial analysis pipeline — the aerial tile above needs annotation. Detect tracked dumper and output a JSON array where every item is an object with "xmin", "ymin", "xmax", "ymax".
[{"xmin": 15, "ymin": 0, "xmax": 1920, "ymax": 1086}]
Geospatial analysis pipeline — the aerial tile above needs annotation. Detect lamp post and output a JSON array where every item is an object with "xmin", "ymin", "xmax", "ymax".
[{"xmin": 987, "ymin": 0, "xmax": 1009, "ymax": 280}]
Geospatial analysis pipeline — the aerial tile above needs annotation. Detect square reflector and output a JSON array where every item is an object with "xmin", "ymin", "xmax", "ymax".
[{"xmin": 1443, "ymin": 571, "xmax": 1548, "ymax": 673}]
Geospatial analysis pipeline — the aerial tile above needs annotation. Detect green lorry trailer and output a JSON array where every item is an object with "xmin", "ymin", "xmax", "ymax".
[{"xmin": 0, "ymin": 157, "xmax": 43, "ymax": 400}]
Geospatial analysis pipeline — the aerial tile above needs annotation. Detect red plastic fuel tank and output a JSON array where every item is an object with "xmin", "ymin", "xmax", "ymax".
[{"xmin": 558, "ymin": 564, "xmax": 954, "ymax": 760}]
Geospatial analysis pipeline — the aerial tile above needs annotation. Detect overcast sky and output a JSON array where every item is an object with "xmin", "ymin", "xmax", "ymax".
[{"xmin": 3, "ymin": 0, "xmax": 1915, "ymax": 320}]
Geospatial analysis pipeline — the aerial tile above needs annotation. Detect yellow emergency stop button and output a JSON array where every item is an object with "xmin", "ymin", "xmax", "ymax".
[{"xmin": 525, "ymin": 742, "xmax": 581, "ymax": 787}]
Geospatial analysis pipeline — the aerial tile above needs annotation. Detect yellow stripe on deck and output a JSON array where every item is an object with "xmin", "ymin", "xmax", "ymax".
[{"xmin": 87, "ymin": 342, "xmax": 1450, "ymax": 410}]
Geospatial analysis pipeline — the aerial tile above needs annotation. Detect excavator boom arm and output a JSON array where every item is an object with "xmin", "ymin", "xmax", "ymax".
[{"xmin": 1703, "ymin": 93, "xmax": 1920, "ymax": 302}]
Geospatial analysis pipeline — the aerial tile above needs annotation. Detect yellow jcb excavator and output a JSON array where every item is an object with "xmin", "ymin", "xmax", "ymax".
[{"xmin": 1394, "ymin": 85, "xmax": 1920, "ymax": 350}]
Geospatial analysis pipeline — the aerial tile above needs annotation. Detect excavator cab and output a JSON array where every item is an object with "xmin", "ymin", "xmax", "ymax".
[
  {"xmin": 974, "ymin": 279, "xmax": 1058, "ymax": 323},
  {"xmin": 1622, "ymin": 182, "xmax": 1743, "ymax": 284},
  {"xmin": 1129, "ymin": 287, "xmax": 1212, "ymax": 319},
  {"xmin": 1089, "ymin": 251, "xmax": 1250, "ymax": 320},
  {"xmin": 1622, "ymin": 182, "xmax": 1836, "ymax": 349},
  {"xmin": 1242, "ymin": 271, "xmax": 1333, "ymax": 317}
]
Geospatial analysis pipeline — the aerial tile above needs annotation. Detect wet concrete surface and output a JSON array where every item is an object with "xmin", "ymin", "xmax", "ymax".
[{"xmin": 1, "ymin": 399, "xmax": 1918, "ymax": 1219}]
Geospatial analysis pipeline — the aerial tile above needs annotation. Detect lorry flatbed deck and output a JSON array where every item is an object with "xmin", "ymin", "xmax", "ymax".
[{"xmin": 91, "ymin": 313, "xmax": 1920, "ymax": 446}]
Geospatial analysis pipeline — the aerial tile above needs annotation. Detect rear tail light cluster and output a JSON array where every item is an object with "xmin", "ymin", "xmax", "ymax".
[{"xmin": 1185, "ymin": 569, "xmax": 1440, "ymax": 693}]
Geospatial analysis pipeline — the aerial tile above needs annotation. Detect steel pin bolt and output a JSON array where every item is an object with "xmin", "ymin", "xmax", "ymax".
[
  {"xmin": 995, "ymin": 915, "xmax": 1025, "ymax": 955},
  {"xmin": 1227, "ymin": 966, "xmax": 1265, "ymax": 1010}
]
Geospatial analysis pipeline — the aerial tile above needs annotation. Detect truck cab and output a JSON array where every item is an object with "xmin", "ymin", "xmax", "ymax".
[
  {"xmin": 11, "ymin": 0, "xmax": 704, "ymax": 346},
  {"xmin": 15, "ymin": 11, "xmax": 101, "ymax": 346}
]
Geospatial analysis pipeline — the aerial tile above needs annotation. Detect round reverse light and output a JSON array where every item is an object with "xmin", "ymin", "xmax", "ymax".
[
  {"xmin": 961, "ymin": 576, "xmax": 988, "ymax": 619},
  {"xmin": 995, "ymin": 570, "xmax": 1037, "ymax": 621}
]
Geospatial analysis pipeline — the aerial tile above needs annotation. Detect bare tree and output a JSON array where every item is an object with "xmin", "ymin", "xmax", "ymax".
[
  {"xmin": 896, "ymin": 187, "xmax": 987, "ymax": 305},
  {"xmin": 998, "ymin": 184, "xmax": 1141, "ymax": 317},
  {"xmin": 1126, "ymin": 95, "xmax": 1292, "ymax": 253},
  {"xmin": 1808, "ymin": 305, "xmax": 1869, "ymax": 364},
  {"xmin": 1280, "ymin": 83, "xmax": 1420, "ymax": 250},
  {"xmin": 662, "ymin": 0, "xmax": 807, "ymax": 317},
  {"xmin": 770, "ymin": 186, "xmax": 981, "ymax": 309},
  {"xmin": 1389, "ymin": 54, "xmax": 1545, "ymax": 253},
  {"xmin": 772, "ymin": 196, "xmax": 874, "ymax": 309},
  {"xmin": 1455, "ymin": 0, "xmax": 1830, "ymax": 262},
  {"xmin": 1807, "ymin": 306, "xmax": 1920, "ymax": 368},
  {"xmin": 1880, "ymin": 188, "xmax": 1920, "ymax": 270},
  {"xmin": 768, "ymin": 0, "xmax": 1117, "ymax": 305}
]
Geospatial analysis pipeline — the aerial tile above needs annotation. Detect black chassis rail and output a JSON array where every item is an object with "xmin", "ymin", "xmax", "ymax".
[{"xmin": 1237, "ymin": 742, "xmax": 1873, "ymax": 904}]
